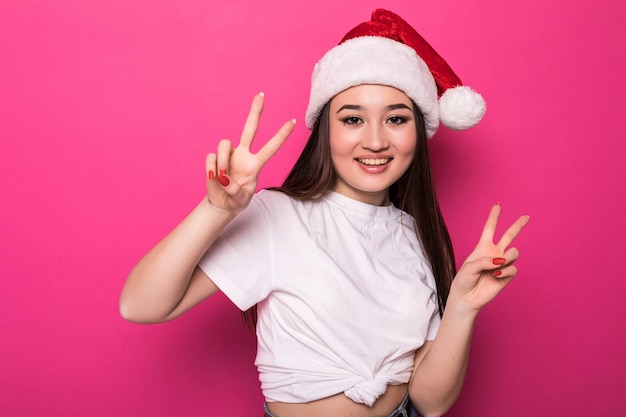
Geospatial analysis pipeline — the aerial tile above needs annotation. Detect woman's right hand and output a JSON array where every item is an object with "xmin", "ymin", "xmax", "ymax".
[
  {"xmin": 205, "ymin": 93, "xmax": 295, "ymax": 214},
  {"xmin": 119, "ymin": 93, "xmax": 294, "ymax": 323}
]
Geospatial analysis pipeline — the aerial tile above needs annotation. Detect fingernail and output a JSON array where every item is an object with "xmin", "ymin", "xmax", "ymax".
[
  {"xmin": 492, "ymin": 257, "xmax": 506, "ymax": 266},
  {"xmin": 218, "ymin": 174, "xmax": 230, "ymax": 187},
  {"xmin": 219, "ymin": 169, "xmax": 227, "ymax": 176},
  {"xmin": 208, "ymin": 170, "xmax": 215, "ymax": 180},
  {"xmin": 493, "ymin": 270, "xmax": 503, "ymax": 277},
  {"xmin": 496, "ymin": 202, "xmax": 501, "ymax": 206},
  {"xmin": 258, "ymin": 92, "xmax": 264, "ymax": 97}
]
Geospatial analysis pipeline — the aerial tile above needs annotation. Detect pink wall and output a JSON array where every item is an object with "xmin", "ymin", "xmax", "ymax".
[{"xmin": 2, "ymin": 0, "xmax": 624, "ymax": 415}]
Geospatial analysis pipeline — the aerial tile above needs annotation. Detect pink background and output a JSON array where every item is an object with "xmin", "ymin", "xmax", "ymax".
[{"xmin": 2, "ymin": 0, "xmax": 625, "ymax": 415}]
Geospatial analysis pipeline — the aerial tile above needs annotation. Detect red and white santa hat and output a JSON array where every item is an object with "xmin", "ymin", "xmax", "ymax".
[{"xmin": 305, "ymin": 9, "xmax": 486, "ymax": 139}]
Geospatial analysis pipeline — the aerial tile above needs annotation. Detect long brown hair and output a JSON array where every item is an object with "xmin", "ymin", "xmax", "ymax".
[{"xmin": 242, "ymin": 101, "xmax": 456, "ymax": 329}]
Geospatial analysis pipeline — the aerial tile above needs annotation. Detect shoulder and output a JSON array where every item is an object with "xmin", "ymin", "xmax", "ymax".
[
  {"xmin": 254, "ymin": 189, "xmax": 297, "ymax": 208},
  {"xmin": 397, "ymin": 209, "xmax": 418, "ymax": 231},
  {"xmin": 252, "ymin": 190, "xmax": 332, "ymax": 229},
  {"xmin": 249, "ymin": 189, "xmax": 307, "ymax": 218}
]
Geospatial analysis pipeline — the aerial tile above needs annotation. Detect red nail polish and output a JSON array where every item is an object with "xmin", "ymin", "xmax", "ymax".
[
  {"xmin": 208, "ymin": 170, "xmax": 215, "ymax": 180},
  {"xmin": 492, "ymin": 257, "xmax": 506, "ymax": 266},
  {"xmin": 218, "ymin": 174, "xmax": 230, "ymax": 187},
  {"xmin": 219, "ymin": 169, "xmax": 227, "ymax": 176},
  {"xmin": 493, "ymin": 270, "xmax": 503, "ymax": 277}
]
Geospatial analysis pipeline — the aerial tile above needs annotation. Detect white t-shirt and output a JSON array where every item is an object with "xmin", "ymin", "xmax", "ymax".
[{"xmin": 198, "ymin": 190, "xmax": 441, "ymax": 406}]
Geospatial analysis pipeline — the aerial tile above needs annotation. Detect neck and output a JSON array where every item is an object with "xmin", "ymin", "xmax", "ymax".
[{"xmin": 331, "ymin": 187, "xmax": 390, "ymax": 206}]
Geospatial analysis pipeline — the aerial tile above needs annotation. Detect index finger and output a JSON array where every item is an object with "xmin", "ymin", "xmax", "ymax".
[
  {"xmin": 255, "ymin": 119, "xmax": 296, "ymax": 166},
  {"xmin": 239, "ymin": 93, "xmax": 265, "ymax": 150}
]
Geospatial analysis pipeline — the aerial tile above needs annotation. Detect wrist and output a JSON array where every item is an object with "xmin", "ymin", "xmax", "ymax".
[
  {"xmin": 444, "ymin": 288, "xmax": 481, "ymax": 321},
  {"xmin": 200, "ymin": 197, "xmax": 239, "ymax": 221}
]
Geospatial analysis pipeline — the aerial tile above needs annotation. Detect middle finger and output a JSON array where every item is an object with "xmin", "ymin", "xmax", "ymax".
[{"xmin": 239, "ymin": 93, "xmax": 265, "ymax": 150}]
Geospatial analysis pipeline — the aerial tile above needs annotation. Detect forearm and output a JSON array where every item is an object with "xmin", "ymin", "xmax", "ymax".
[
  {"xmin": 119, "ymin": 199, "xmax": 236, "ymax": 323},
  {"xmin": 410, "ymin": 206, "xmax": 529, "ymax": 416},
  {"xmin": 409, "ymin": 294, "xmax": 478, "ymax": 417}
]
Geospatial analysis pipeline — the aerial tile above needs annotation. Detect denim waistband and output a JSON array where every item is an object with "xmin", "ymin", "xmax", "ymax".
[{"xmin": 263, "ymin": 393, "xmax": 417, "ymax": 417}]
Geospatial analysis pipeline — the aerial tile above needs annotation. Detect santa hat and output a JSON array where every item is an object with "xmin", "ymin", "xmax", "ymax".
[{"xmin": 305, "ymin": 9, "xmax": 486, "ymax": 139}]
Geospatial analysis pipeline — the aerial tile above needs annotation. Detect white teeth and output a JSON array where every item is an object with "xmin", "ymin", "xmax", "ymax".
[{"xmin": 357, "ymin": 158, "xmax": 390, "ymax": 166}]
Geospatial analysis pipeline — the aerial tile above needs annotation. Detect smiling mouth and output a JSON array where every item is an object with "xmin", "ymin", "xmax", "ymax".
[{"xmin": 356, "ymin": 158, "xmax": 392, "ymax": 166}]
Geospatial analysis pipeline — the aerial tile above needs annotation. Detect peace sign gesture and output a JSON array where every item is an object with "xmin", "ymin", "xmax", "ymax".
[
  {"xmin": 450, "ymin": 204, "xmax": 530, "ymax": 314},
  {"xmin": 205, "ymin": 93, "xmax": 295, "ymax": 214}
]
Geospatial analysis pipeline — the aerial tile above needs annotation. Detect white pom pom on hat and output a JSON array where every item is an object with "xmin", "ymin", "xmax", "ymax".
[
  {"xmin": 439, "ymin": 86, "xmax": 486, "ymax": 131},
  {"xmin": 305, "ymin": 9, "xmax": 486, "ymax": 139}
]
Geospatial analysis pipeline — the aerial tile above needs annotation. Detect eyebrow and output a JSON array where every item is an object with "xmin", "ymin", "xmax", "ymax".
[{"xmin": 336, "ymin": 103, "xmax": 412, "ymax": 113}]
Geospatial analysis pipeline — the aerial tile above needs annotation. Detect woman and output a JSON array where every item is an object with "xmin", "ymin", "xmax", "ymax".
[{"xmin": 119, "ymin": 9, "xmax": 529, "ymax": 417}]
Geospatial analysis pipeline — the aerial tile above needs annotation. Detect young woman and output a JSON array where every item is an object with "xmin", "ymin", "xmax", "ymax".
[{"xmin": 119, "ymin": 9, "xmax": 529, "ymax": 417}]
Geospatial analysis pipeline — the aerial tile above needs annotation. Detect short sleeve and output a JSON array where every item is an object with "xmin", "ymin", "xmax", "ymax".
[
  {"xmin": 197, "ymin": 193, "xmax": 274, "ymax": 311},
  {"xmin": 426, "ymin": 307, "xmax": 441, "ymax": 340}
]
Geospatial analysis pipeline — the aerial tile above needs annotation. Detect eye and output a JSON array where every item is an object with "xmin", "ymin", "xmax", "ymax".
[
  {"xmin": 387, "ymin": 116, "xmax": 407, "ymax": 125},
  {"xmin": 341, "ymin": 116, "xmax": 363, "ymax": 125}
]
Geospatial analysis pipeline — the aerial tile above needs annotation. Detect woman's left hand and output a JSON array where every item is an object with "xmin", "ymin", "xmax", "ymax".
[{"xmin": 450, "ymin": 204, "xmax": 530, "ymax": 314}]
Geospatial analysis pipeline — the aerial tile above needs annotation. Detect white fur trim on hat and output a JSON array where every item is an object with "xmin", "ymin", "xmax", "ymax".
[{"xmin": 305, "ymin": 36, "xmax": 441, "ymax": 139}]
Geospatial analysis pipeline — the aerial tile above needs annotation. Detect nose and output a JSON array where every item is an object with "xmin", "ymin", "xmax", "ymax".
[{"xmin": 361, "ymin": 124, "xmax": 389, "ymax": 151}]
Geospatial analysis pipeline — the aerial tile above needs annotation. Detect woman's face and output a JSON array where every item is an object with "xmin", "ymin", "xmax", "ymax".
[{"xmin": 328, "ymin": 84, "xmax": 417, "ymax": 206}]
